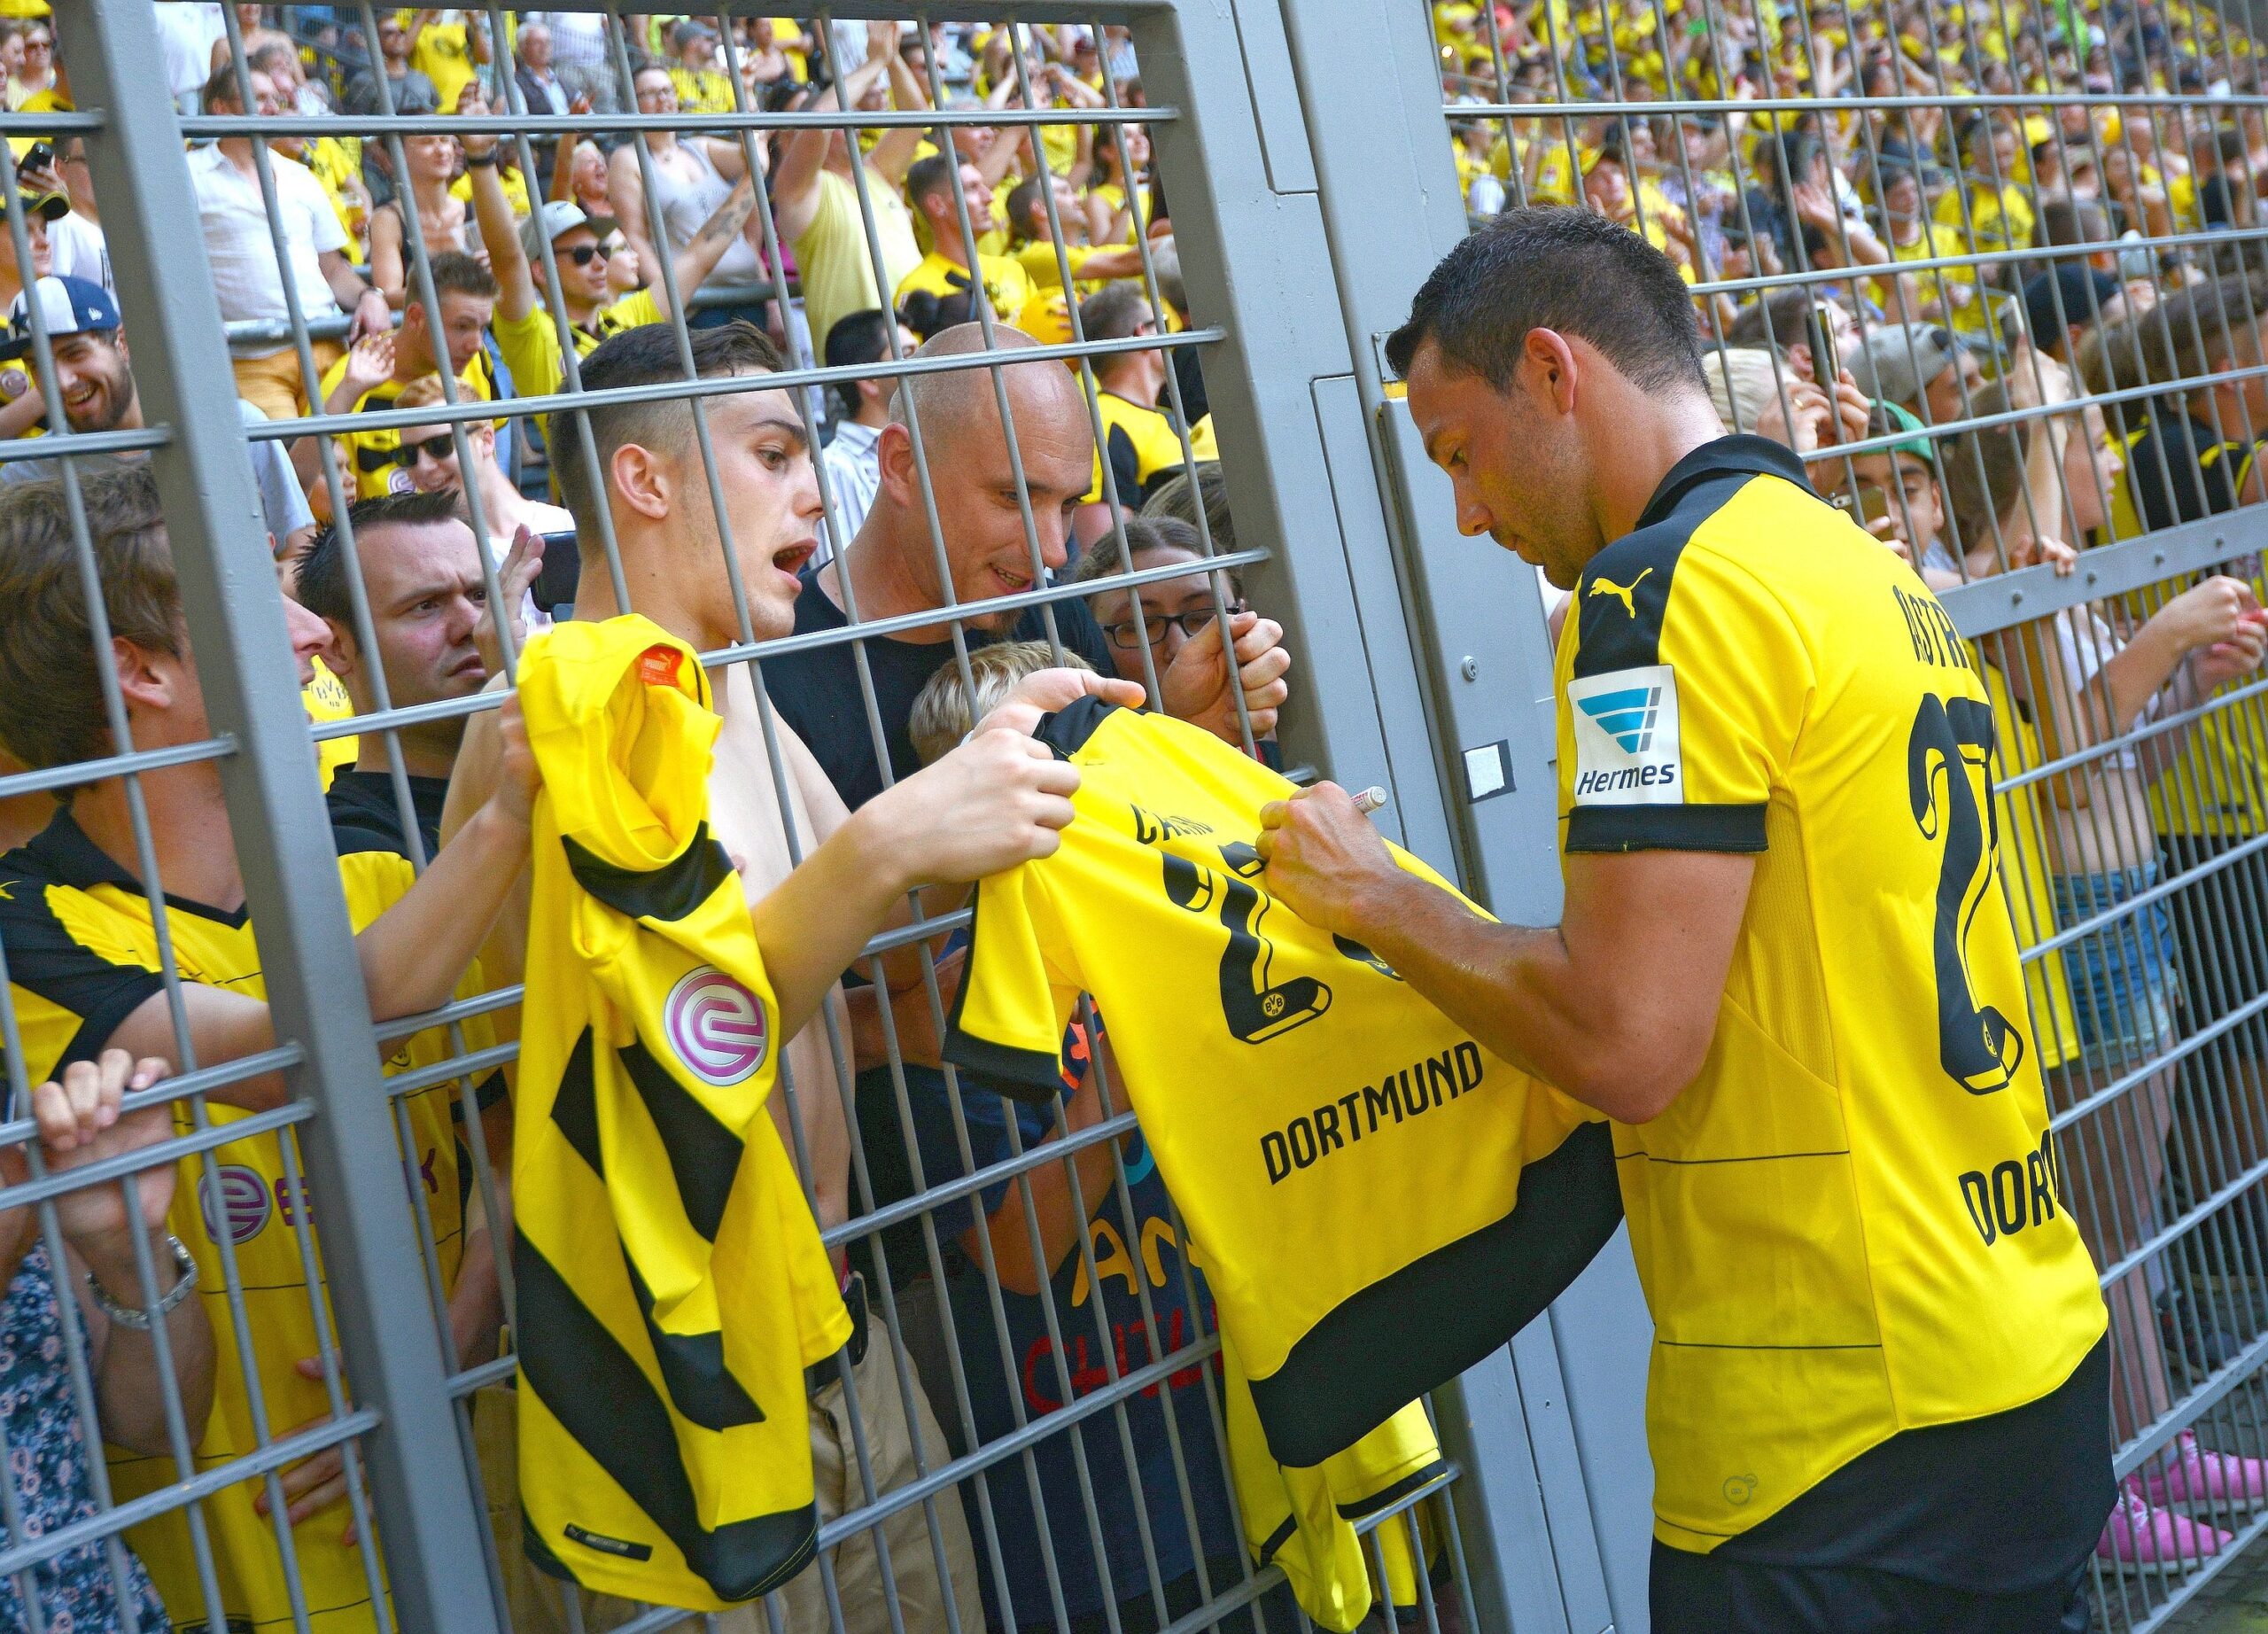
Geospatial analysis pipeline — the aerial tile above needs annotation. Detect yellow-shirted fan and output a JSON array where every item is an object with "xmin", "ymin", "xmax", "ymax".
[
  {"xmin": 512, "ymin": 616, "xmax": 849, "ymax": 1608},
  {"xmin": 0, "ymin": 821, "xmax": 489, "ymax": 1634}
]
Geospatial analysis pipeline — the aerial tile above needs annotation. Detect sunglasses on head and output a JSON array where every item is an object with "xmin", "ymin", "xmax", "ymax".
[
  {"xmin": 561, "ymin": 243, "xmax": 610, "ymax": 266},
  {"xmin": 392, "ymin": 433, "xmax": 456, "ymax": 466}
]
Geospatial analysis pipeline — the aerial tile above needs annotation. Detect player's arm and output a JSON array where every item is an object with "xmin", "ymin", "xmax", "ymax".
[
  {"xmin": 1258, "ymin": 790, "xmax": 1751, "ymax": 1123},
  {"xmin": 103, "ymin": 703, "xmax": 539, "ymax": 1110}
]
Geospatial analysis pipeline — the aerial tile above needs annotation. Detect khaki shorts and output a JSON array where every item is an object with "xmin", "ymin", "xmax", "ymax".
[{"xmin": 476, "ymin": 1316, "xmax": 983, "ymax": 1634}]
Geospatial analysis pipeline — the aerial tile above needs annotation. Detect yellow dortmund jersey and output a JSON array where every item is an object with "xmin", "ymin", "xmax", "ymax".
[
  {"xmin": 1083, "ymin": 389, "xmax": 1184, "ymax": 508},
  {"xmin": 305, "ymin": 656, "xmax": 361, "ymax": 789},
  {"xmin": 893, "ymin": 249, "xmax": 1032, "ymax": 331},
  {"xmin": 1557, "ymin": 435, "xmax": 2106, "ymax": 1553},
  {"xmin": 0, "ymin": 812, "xmax": 484, "ymax": 1634},
  {"xmin": 407, "ymin": 15, "xmax": 479, "ymax": 118},
  {"xmin": 1007, "ymin": 240, "xmax": 1122, "ymax": 346},
  {"xmin": 1977, "ymin": 653, "xmax": 2082, "ymax": 1070},
  {"xmin": 450, "ymin": 160, "xmax": 532, "ymax": 221},
  {"xmin": 316, "ymin": 352, "xmax": 498, "ymax": 501},
  {"xmin": 945, "ymin": 699, "xmax": 1614, "ymax": 1467},
  {"xmin": 493, "ymin": 288, "xmax": 665, "ymax": 455},
  {"xmin": 305, "ymin": 134, "xmax": 368, "ymax": 245},
  {"xmin": 514, "ymin": 616, "xmax": 850, "ymax": 1607}
]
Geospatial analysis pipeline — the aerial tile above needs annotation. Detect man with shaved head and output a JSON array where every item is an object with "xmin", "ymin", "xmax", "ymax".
[{"xmin": 768, "ymin": 323, "xmax": 1291, "ymax": 808}]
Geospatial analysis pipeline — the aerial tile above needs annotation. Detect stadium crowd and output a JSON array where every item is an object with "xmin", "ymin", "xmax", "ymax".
[{"xmin": 0, "ymin": 0, "xmax": 2267, "ymax": 1629}]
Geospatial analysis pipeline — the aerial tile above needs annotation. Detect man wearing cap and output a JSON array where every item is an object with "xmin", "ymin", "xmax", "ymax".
[
  {"xmin": 0, "ymin": 275, "xmax": 315, "ymax": 556},
  {"xmin": 1849, "ymin": 320, "xmax": 1991, "ymax": 428},
  {"xmin": 462, "ymin": 113, "xmax": 759, "ymax": 419},
  {"xmin": 667, "ymin": 19, "xmax": 735, "ymax": 117}
]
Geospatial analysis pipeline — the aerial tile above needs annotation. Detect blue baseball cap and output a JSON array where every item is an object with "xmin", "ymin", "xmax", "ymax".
[{"xmin": 0, "ymin": 275, "xmax": 120, "ymax": 362}]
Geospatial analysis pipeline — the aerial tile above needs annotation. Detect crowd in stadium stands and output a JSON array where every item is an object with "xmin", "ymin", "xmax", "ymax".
[{"xmin": 1, "ymin": 0, "xmax": 2267, "ymax": 1627}]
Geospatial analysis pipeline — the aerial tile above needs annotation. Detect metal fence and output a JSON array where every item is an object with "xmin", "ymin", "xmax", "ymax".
[{"xmin": 7, "ymin": 0, "xmax": 2268, "ymax": 1630}]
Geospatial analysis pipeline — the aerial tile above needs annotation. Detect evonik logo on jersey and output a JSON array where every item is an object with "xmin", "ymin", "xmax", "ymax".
[
  {"xmin": 1568, "ymin": 664, "xmax": 1683, "ymax": 805},
  {"xmin": 664, "ymin": 965, "xmax": 771, "ymax": 1085}
]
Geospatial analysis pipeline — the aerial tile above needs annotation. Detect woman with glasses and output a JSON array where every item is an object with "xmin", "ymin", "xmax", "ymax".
[
  {"xmin": 5, "ymin": 22, "xmax": 52, "ymax": 111},
  {"xmin": 1074, "ymin": 517, "xmax": 1270, "ymax": 745}
]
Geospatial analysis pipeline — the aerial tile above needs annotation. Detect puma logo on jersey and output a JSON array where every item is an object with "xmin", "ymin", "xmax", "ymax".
[{"xmin": 1588, "ymin": 567, "xmax": 1652, "ymax": 617}]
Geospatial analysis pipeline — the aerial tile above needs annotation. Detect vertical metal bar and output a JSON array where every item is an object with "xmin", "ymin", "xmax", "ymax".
[{"xmin": 68, "ymin": 6, "xmax": 504, "ymax": 1630}]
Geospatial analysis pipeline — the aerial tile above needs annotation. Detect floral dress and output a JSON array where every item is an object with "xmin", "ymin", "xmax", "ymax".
[{"xmin": 0, "ymin": 1242, "xmax": 169, "ymax": 1632}]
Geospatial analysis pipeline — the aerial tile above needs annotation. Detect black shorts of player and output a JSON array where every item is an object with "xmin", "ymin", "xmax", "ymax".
[
  {"xmin": 1651, "ymin": 1338, "xmax": 2111, "ymax": 1634},
  {"xmin": 2159, "ymin": 833, "xmax": 2268, "ymax": 1055},
  {"xmin": 1650, "ymin": 1543, "xmax": 2090, "ymax": 1634}
]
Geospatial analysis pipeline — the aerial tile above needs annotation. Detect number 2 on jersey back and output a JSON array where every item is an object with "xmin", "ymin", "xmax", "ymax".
[
  {"xmin": 1161, "ymin": 843, "xmax": 1333, "ymax": 1043},
  {"xmin": 1907, "ymin": 693, "xmax": 2026, "ymax": 1095}
]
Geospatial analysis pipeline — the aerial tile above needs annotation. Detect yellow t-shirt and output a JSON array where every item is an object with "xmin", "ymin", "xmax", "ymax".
[
  {"xmin": 0, "ymin": 816, "xmax": 488, "ymax": 1634},
  {"xmin": 791, "ymin": 167, "xmax": 921, "ymax": 365},
  {"xmin": 893, "ymin": 248, "xmax": 1034, "ymax": 331},
  {"xmin": 408, "ymin": 15, "xmax": 479, "ymax": 116},
  {"xmin": 449, "ymin": 160, "xmax": 531, "ymax": 222},
  {"xmin": 670, "ymin": 65, "xmax": 738, "ymax": 117},
  {"xmin": 1555, "ymin": 435, "xmax": 2105, "ymax": 1552}
]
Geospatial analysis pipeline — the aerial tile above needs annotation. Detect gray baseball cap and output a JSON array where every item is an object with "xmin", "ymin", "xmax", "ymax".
[
  {"xmin": 520, "ymin": 198, "xmax": 620, "ymax": 265},
  {"xmin": 1848, "ymin": 322, "xmax": 1988, "ymax": 406}
]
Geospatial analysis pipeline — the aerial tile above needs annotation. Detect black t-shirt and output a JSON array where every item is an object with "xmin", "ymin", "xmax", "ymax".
[
  {"xmin": 326, "ymin": 769, "xmax": 449, "ymax": 863},
  {"xmin": 2127, "ymin": 405, "xmax": 2261, "ymax": 530},
  {"xmin": 764, "ymin": 572, "xmax": 1116, "ymax": 812}
]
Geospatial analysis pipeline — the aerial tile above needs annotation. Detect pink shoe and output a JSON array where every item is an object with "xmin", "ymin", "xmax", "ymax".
[
  {"xmin": 2143, "ymin": 1432, "xmax": 2268, "ymax": 1513},
  {"xmin": 2099, "ymin": 1479, "xmax": 2231, "ymax": 1571}
]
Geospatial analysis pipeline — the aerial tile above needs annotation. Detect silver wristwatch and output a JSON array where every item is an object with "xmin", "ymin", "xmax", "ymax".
[{"xmin": 86, "ymin": 1234, "xmax": 198, "ymax": 1330}]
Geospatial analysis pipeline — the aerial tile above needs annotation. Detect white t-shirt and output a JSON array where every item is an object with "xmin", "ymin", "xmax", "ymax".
[
  {"xmin": 47, "ymin": 212, "xmax": 109, "ymax": 299},
  {"xmin": 188, "ymin": 144, "xmax": 348, "ymax": 349},
  {"xmin": 156, "ymin": 3, "xmax": 228, "ymax": 102}
]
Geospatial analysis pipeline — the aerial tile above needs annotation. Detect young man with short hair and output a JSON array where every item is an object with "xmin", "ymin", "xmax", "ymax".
[
  {"xmin": 315, "ymin": 251, "xmax": 498, "ymax": 500},
  {"xmin": 296, "ymin": 489, "xmax": 536, "ymax": 862},
  {"xmin": 1073, "ymin": 280, "xmax": 1180, "ymax": 541},
  {"xmin": 893, "ymin": 156, "xmax": 1032, "ymax": 331},
  {"xmin": 444, "ymin": 319, "xmax": 1123, "ymax": 1632}
]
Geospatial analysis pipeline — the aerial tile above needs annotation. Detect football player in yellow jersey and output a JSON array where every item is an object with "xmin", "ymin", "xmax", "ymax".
[
  {"xmin": 0, "ymin": 467, "xmax": 540, "ymax": 1633},
  {"xmin": 1262, "ymin": 210, "xmax": 2112, "ymax": 1631}
]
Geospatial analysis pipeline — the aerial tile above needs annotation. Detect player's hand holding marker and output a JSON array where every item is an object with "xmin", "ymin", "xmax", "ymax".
[{"xmin": 1255, "ymin": 782, "xmax": 1400, "ymax": 940}]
